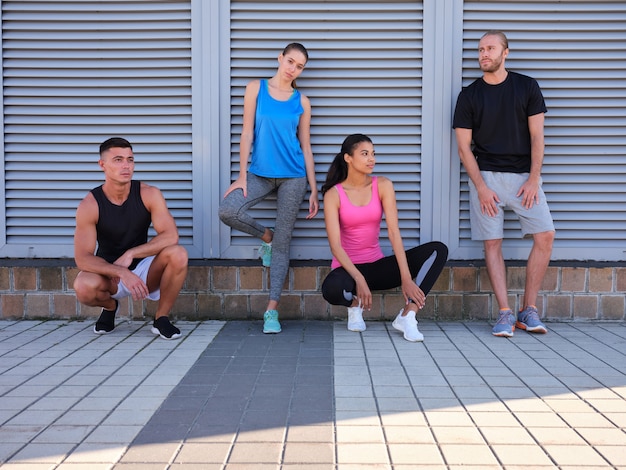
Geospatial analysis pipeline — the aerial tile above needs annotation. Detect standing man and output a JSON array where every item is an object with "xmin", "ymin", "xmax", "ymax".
[
  {"xmin": 453, "ymin": 31, "xmax": 555, "ymax": 337},
  {"xmin": 73, "ymin": 137, "xmax": 188, "ymax": 340}
]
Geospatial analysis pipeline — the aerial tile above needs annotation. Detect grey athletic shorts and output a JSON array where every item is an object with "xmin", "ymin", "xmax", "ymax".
[
  {"xmin": 111, "ymin": 255, "xmax": 160, "ymax": 301},
  {"xmin": 469, "ymin": 171, "xmax": 554, "ymax": 240}
]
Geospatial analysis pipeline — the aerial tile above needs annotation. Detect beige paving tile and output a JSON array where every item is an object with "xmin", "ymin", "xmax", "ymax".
[
  {"xmin": 282, "ymin": 442, "xmax": 335, "ymax": 464},
  {"xmin": 559, "ymin": 412, "xmax": 617, "ymax": 428},
  {"xmin": 227, "ymin": 442, "xmax": 282, "ymax": 464},
  {"xmin": 577, "ymin": 388, "xmax": 623, "ymax": 400},
  {"xmin": 174, "ymin": 443, "xmax": 231, "ymax": 464},
  {"xmin": 235, "ymin": 427, "xmax": 285, "ymax": 442},
  {"xmin": 432, "ymin": 426, "xmax": 485, "ymax": 444},
  {"xmin": 503, "ymin": 464, "xmax": 558, "ymax": 470},
  {"xmin": 121, "ymin": 442, "xmax": 180, "ymax": 463},
  {"xmin": 337, "ymin": 443, "xmax": 389, "ymax": 465},
  {"xmin": 505, "ymin": 398, "xmax": 553, "ymax": 412},
  {"xmin": 387, "ymin": 443, "xmax": 443, "ymax": 466},
  {"xmin": 286, "ymin": 425, "xmax": 334, "ymax": 443},
  {"xmin": 544, "ymin": 444, "xmax": 612, "ymax": 467},
  {"xmin": 424, "ymin": 411, "xmax": 474, "ymax": 427},
  {"xmin": 544, "ymin": 398, "xmax": 596, "ymax": 413},
  {"xmin": 56, "ymin": 464, "xmax": 114, "ymax": 470},
  {"xmin": 440, "ymin": 443, "xmax": 499, "ymax": 466},
  {"xmin": 595, "ymin": 445, "xmax": 626, "ymax": 467},
  {"xmin": 513, "ymin": 411, "xmax": 568, "ymax": 428},
  {"xmin": 527, "ymin": 426, "xmax": 588, "ymax": 445},
  {"xmin": 335, "ymin": 464, "xmax": 391, "ymax": 470},
  {"xmin": 383, "ymin": 425, "xmax": 435, "ymax": 444},
  {"xmin": 480, "ymin": 426, "xmax": 536, "ymax": 445},
  {"xmin": 491, "ymin": 444, "xmax": 554, "ymax": 466},
  {"xmin": 576, "ymin": 427, "xmax": 626, "ymax": 446},
  {"xmin": 448, "ymin": 466, "xmax": 502, "ymax": 470},
  {"xmin": 336, "ymin": 425, "xmax": 385, "ymax": 443},
  {"xmin": 605, "ymin": 413, "xmax": 626, "ymax": 427},
  {"xmin": 379, "ymin": 411, "xmax": 426, "ymax": 427},
  {"xmin": 469, "ymin": 410, "xmax": 521, "ymax": 427},
  {"xmin": 335, "ymin": 410, "xmax": 381, "ymax": 426},
  {"xmin": 461, "ymin": 398, "xmax": 509, "ymax": 412},
  {"xmin": 63, "ymin": 443, "xmax": 127, "ymax": 464}
]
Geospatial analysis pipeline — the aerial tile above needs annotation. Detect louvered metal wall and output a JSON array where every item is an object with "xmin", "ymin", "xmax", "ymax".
[
  {"xmin": 0, "ymin": 1, "xmax": 623, "ymax": 262},
  {"xmin": 456, "ymin": 0, "xmax": 626, "ymax": 260},
  {"xmin": 0, "ymin": 0, "xmax": 193, "ymax": 257},
  {"xmin": 224, "ymin": 0, "xmax": 424, "ymax": 260}
]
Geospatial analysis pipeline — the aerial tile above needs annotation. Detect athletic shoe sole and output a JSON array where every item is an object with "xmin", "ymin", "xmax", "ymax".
[
  {"xmin": 516, "ymin": 322, "xmax": 547, "ymax": 334},
  {"xmin": 93, "ymin": 326, "xmax": 114, "ymax": 335},
  {"xmin": 492, "ymin": 327, "xmax": 515, "ymax": 338},
  {"xmin": 151, "ymin": 326, "xmax": 181, "ymax": 340},
  {"xmin": 263, "ymin": 327, "xmax": 281, "ymax": 334}
]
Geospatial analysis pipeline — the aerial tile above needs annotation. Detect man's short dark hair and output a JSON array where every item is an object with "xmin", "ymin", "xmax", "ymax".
[{"xmin": 100, "ymin": 137, "xmax": 132, "ymax": 155}]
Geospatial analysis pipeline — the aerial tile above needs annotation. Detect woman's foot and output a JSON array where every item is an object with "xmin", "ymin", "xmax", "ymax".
[
  {"xmin": 347, "ymin": 300, "xmax": 365, "ymax": 332},
  {"xmin": 392, "ymin": 307, "xmax": 423, "ymax": 342}
]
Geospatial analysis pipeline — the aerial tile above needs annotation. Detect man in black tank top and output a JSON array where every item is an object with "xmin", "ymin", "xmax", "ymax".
[{"xmin": 73, "ymin": 137, "xmax": 188, "ymax": 340}]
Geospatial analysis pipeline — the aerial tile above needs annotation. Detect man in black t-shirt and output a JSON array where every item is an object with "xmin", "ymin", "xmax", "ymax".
[
  {"xmin": 453, "ymin": 31, "xmax": 555, "ymax": 338},
  {"xmin": 73, "ymin": 137, "xmax": 188, "ymax": 340}
]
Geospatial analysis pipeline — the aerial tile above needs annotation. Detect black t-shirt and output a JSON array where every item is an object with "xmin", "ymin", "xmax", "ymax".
[
  {"xmin": 452, "ymin": 71, "xmax": 547, "ymax": 173},
  {"xmin": 92, "ymin": 180, "xmax": 151, "ymax": 270}
]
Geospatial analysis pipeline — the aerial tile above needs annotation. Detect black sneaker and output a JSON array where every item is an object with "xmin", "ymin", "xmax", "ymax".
[
  {"xmin": 151, "ymin": 316, "xmax": 181, "ymax": 340},
  {"xmin": 94, "ymin": 299, "xmax": 119, "ymax": 334}
]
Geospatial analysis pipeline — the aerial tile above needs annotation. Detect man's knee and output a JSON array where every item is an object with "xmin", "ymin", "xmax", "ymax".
[
  {"xmin": 73, "ymin": 272, "xmax": 99, "ymax": 304},
  {"xmin": 533, "ymin": 230, "xmax": 555, "ymax": 249},
  {"xmin": 483, "ymin": 238, "xmax": 503, "ymax": 253},
  {"xmin": 163, "ymin": 244, "xmax": 188, "ymax": 270}
]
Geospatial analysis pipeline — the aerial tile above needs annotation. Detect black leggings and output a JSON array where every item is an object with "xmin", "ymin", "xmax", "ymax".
[{"xmin": 322, "ymin": 241, "xmax": 448, "ymax": 307}]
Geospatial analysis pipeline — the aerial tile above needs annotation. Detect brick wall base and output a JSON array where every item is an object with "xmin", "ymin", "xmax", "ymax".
[{"xmin": 1, "ymin": 261, "xmax": 625, "ymax": 322}]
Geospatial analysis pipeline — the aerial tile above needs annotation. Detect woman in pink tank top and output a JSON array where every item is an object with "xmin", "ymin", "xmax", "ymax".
[{"xmin": 321, "ymin": 134, "xmax": 448, "ymax": 342}]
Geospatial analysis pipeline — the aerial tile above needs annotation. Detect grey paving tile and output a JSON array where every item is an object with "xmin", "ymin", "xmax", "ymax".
[
  {"xmin": 2, "ymin": 319, "xmax": 626, "ymax": 468},
  {"xmin": 120, "ymin": 320, "xmax": 336, "ymax": 467}
]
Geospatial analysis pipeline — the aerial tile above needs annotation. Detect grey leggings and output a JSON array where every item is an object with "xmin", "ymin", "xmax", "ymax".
[{"xmin": 219, "ymin": 173, "xmax": 308, "ymax": 302}]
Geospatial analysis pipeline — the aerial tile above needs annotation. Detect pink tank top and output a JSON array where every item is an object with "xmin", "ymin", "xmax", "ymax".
[{"xmin": 331, "ymin": 176, "xmax": 384, "ymax": 269}]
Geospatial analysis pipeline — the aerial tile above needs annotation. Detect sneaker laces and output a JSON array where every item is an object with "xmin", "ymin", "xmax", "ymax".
[
  {"xmin": 521, "ymin": 308, "xmax": 540, "ymax": 323},
  {"xmin": 496, "ymin": 311, "xmax": 513, "ymax": 325}
]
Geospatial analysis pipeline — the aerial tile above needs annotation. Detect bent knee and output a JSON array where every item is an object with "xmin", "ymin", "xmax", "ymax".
[
  {"xmin": 73, "ymin": 272, "xmax": 101, "ymax": 303},
  {"xmin": 218, "ymin": 202, "xmax": 238, "ymax": 225},
  {"xmin": 162, "ymin": 244, "xmax": 188, "ymax": 267}
]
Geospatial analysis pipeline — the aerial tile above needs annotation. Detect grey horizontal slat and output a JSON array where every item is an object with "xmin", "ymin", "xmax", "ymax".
[{"xmin": 2, "ymin": 0, "xmax": 193, "ymax": 251}]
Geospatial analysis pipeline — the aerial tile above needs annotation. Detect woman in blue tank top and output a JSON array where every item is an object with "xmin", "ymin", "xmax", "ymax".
[{"xmin": 219, "ymin": 43, "xmax": 319, "ymax": 334}]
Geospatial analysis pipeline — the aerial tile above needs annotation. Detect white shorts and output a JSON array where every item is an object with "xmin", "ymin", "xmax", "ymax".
[
  {"xmin": 469, "ymin": 171, "xmax": 555, "ymax": 240},
  {"xmin": 111, "ymin": 256, "xmax": 161, "ymax": 301}
]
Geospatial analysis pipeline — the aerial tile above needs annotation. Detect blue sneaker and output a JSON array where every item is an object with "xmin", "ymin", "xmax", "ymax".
[
  {"xmin": 258, "ymin": 228, "xmax": 274, "ymax": 267},
  {"xmin": 517, "ymin": 305, "xmax": 547, "ymax": 334},
  {"xmin": 492, "ymin": 309, "xmax": 516, "ymax": 337},
  {"xmin": 263, "ymin": 309, "xmax": 281, "ymax": 334}
]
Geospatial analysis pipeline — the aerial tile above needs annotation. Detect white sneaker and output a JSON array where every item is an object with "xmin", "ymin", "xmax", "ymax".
[
  {"xmin": 392, "ymin": 308, "xmax": 423, "ymax": 342},
  {"xmin": 347, "ymin": 302, "xmax": 366, "ymax": 332}
]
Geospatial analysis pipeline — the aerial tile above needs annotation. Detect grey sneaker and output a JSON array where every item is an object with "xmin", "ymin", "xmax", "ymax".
[
  {"xmin": 517, "ymin": 305, "xmax": 547, "ymax": 334},
  {"xmin": 492, "ymin": 309, "xmax": 516, "ymax": 337}
]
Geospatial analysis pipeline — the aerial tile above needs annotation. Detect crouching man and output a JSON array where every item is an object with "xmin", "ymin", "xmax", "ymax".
[{"xmin": 73, "ymin": 137, "xmax": 188, "ymax": 339}]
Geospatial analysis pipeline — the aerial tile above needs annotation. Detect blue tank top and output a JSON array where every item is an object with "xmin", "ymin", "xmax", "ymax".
[
  {"xmin": 92, "ymin": 180, "xmax": 151, "ymax": 270},
  {"xmin": 248, "ymin": 79, "xmax": 306, "ymax": 178}
]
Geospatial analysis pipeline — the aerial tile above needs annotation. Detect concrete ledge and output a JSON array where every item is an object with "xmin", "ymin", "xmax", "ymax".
[{"xmin": 0, "ymin": 260, "xmax": 624, "ymax": 322}]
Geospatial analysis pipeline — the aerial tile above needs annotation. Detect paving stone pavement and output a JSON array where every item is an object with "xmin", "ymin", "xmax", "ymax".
[{"xmin": 0, "ymin": 318, "xmax": 625, "ymax": 469}]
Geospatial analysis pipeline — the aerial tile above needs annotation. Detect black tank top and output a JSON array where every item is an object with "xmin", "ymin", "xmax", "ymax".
[{"xmin": 91, "ymin": 180, "xmax": 151, "ymax": 270}]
